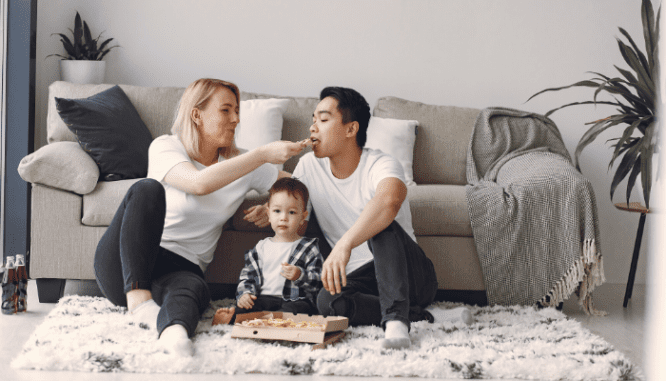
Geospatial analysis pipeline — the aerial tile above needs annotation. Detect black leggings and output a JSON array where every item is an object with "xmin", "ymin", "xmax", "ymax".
[{"xmin": 94, "ymin": 179, "xmax": 211, "ymax": 338}]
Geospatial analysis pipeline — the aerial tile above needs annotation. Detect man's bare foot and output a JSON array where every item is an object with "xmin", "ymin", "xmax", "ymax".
[{"xmin": 212, "ymin": 307, "xmax": 235, "ymax": 326}]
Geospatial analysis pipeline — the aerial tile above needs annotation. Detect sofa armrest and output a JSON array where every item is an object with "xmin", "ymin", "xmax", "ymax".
[{"xmin": 18, "ymin": 141, "xmax": 99, "ymax": 195}]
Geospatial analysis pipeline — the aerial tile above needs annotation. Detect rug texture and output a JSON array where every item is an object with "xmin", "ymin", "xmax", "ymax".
[{"xmin": 12, "ymin": 295, "xmax": 641, "ymax": 380}]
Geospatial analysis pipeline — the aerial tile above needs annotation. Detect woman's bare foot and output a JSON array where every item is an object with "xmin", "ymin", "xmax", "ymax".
[{"xmin": 212, "ymin": 307, "xmax": 235, "ymax": 326}]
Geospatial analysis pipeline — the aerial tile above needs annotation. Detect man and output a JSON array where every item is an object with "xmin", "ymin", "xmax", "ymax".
[{"xmin": 291, "ymin": 86, "xmax": 439, "ymax": 349}]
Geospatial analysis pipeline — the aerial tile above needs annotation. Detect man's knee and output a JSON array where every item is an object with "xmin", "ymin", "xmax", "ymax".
[
  {"xmin": 316, "ymin": 289, "xmax": 349, "ymax": 317},
  {"xmin": 368, "ymin": 221, "xmax": 408, "ymax": 248}
]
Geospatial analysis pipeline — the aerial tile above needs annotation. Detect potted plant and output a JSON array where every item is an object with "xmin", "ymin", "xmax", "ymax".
[
  {"xmin": 47, "ymin": 11, "xmax": 119, "ymax": 84},
  {"xmin": 528, "ymin": 0, "xmax": 660, "ymax": 209}
]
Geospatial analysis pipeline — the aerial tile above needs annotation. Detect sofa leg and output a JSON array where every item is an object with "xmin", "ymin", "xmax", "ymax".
[{"xmin": 36, "ymin": 278, "xmax": 66, "ymax": 303}]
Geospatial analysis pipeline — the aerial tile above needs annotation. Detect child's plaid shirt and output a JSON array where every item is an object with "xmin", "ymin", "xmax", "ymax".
[{"xmin": 236, "ymin": 237, "xmax": 323, "ymax": 304}]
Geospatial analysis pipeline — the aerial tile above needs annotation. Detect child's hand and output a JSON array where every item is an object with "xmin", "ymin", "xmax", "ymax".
[
  {"xmin": 238, "ymin": 293, "xmax": 257, "ymax": 309},
  {"xmin": 281, "ymin": 263, "xmax": 301, "ymax": 281}
]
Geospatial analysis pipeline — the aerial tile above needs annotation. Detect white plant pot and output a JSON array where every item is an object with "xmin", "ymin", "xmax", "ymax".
[{"xmin": 60, "ymin": 60, "xmax": 106, "ymax": 84}]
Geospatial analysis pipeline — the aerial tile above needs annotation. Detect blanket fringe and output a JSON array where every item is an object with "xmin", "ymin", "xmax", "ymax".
[{"xmin": 537, "ymin": 238, "xmax": 607, "ymax": 316}]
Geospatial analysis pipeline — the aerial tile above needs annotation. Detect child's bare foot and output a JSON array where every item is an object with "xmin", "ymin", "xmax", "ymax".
[{"xmin": 212, "ymin": 307, "xmax": 235, "ymax": 325}]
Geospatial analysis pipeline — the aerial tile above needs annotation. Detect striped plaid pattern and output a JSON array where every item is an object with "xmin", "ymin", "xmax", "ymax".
[
  {"xmin": 236, "ymin": 237, "xmax": 323, "ymax": 304},
  {"xmin": 465, "ymin": 107, "xmax": 603, "ymax": 307}
]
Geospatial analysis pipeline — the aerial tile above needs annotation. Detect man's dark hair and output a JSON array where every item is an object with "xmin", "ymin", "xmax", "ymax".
[
  {"xmin": 268, "ymin": 177, "xmax": 309, "ymax": 210},
  {"xmin": 320, "ymin": 86, "xmax": 371, "ymax": 148}
]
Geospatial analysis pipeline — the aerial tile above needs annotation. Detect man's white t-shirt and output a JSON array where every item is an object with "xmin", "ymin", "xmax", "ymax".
[
  {"xmin": 147, "ymin": 135, "xmax": 278, "ymax": 272},
  {"xmin": 255, "ymin": 237, "xmax": 300, "ymax": 296},
  {"xmin": 292, "ymin": 148, "xmax": 416, "ymax": 274}
]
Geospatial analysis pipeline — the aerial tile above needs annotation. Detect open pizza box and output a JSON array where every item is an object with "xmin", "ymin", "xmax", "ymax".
[{"xmin": 230, "ymin": 311, "xmax": 349, "ymax": 349}]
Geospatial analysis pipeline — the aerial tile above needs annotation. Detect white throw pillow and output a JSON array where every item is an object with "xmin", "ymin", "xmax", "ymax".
[
  {"xmin": 235, "ymin": 98, "xmax": 291, "ymax": 168},
  {"xmin": 365, "ymin": 116, "xmax": 418, "ymax": 186}
]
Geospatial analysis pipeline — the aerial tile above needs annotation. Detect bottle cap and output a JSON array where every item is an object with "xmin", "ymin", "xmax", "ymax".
[
  {"xmin": 5, "ymin": 256, "xmax": 15, "ymax": 267},
  {"xmin": 15, "ymin": 255, "xmax": 25, "ymax": 266}
]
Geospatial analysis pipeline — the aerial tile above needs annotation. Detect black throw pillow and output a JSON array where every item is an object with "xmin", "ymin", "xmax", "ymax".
[{"xmin": 55, "ymin": 85, "xmax": 153, "ymax": 181}]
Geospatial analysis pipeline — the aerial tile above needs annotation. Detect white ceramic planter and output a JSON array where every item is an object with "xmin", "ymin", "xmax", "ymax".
[{"xmin": 60, "ymin": 60, "xmax": 106, "ymax": 84}]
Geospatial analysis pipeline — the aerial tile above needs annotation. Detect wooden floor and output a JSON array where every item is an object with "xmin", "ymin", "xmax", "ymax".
[{"xmin": 0, "ymin": 281, "xmax": 646, "ymax": 381}]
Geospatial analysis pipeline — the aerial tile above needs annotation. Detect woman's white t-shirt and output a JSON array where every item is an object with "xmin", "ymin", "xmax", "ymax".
[
  {"xmin": 147, "ymin": 135, "xmax": 278, "ymax": 272},
  {"xmin": 292, "ymin": 148, "xmax": 416, "ymax": 274}
]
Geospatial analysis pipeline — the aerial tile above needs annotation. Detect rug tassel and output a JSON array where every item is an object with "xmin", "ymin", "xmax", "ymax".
[{"xmin": 538, "ymin": 238, "xmax": 607, "ymax": 316}]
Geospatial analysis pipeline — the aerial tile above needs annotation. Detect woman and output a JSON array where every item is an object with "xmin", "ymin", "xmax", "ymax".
[{"xmin": 94, "ymin": 78, "xmax": 305, "ymax": 356}]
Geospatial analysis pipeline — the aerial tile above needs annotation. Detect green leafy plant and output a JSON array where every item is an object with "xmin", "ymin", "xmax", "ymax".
[
  {"xmin": 527, "ymin": 0, "xmax": 660, "ymax": 208},
  {"xmin": 47, "ymin": 11, "xmax": 118, "ymax": 60}
]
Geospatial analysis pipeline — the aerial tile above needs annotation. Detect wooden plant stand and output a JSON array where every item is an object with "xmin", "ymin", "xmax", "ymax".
[{"xmin": 614, "ymin": 202, "xmax": 650, "ymax": 308}]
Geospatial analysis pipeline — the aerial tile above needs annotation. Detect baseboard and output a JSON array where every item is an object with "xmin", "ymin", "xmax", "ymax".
[{"xmin": 435, "ymin": 289, "xmax": 488, "ymax": 306}]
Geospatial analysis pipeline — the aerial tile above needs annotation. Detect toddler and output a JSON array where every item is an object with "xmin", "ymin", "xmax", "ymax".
[{"xmin": 213, "ymin": 177, "xmax": 322, "ymax": 324}]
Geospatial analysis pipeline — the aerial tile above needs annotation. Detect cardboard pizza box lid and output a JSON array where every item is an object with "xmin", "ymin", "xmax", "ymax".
[{"xmin": 230, "ymin": 311, "xmax": 349, "ymax": 344}]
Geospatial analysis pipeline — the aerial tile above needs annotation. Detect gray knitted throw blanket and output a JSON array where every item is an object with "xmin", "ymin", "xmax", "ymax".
[{"xmin": 466, "ymin": 107, "xmax": 606, "ymax": 316}]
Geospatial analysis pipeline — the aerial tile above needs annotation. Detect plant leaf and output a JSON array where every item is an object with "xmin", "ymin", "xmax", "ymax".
[
  {"xmin": 612, "ymin": 66, "xmax": 653, "ymax": 110},
  {"xmin": 618, "ymin": 27, "xmax": 650, "ymax": 76},
  {"xmin": 641, "ymin": 0, "xmax": 656, "ymax": 72},
  {"xmin": 98, "ymin": 38, "xmax": 114, "ymax": 53},
  {"xmin": 610, "ymin": 142, "xmax": 641, "ymax": 202},
  {"xmin": 625, "ymin": 157, "xmax": 642, "ymax": 205},
  {"xmin": 525, "ymin": 80, "xmax": 601, "ymax": 103},
  {"xmin": 544, "ymin": 100, "xmax": 623, "ymax": 118},
  {"xmin": 592, "ymin": 78, "xmax": 649, "ymax": 112},
  {"xmin": 609, "ymin": 119, "xmax": 643, "ymax": 169},
  {"xmin": 617, "ymin": 39, "xmax": 655, "ymax": 95},
  {"xmin": 74, "ymin": 12, "xmax": 83, "ymax": 59},
  {"xmin": 615, "ymin": 65, "xmax": 639, "ymax": 84},
  {"xmin": 574, "ymin": 117, "xmax": 625, "ymax": 169},
  {"xmin": 83, "ymin": 21, "xmax": 93, "ymax": 47},
  {"xmin": 98, "ymin": 46, "xmax": 119, "ymax": 61},
  {"xmin": 640, "ymin": 120, "xmax": 656, "ymax": 207},
  {"xmin": 60, "ymin": 38, "xmax": 76, "ymax": 58}
]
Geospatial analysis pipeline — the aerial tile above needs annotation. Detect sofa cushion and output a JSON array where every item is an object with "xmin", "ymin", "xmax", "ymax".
[
  {"xmin": 82, "ymin": 179, "xmax": 142, "ymax": 226},
  {"xmin": 242, "ymin": 92, "xmax": 319, "ymax": 173},
  {"xmin": 47, "ymin": 81, "xmax": 185, "ymax": 144},
  {"xmin": 373, "ymin": 96, "xmax": 480, "ymax": 185},
  {"xmin": 18, "ymin": 141, "xmax": 100, "ymax": 194},
  {"xmin": 365, "ymin": 116, "xmax": 418, "ymax": 186},
  {"xmin": 235, "ymin": 98, "xmax": 291, "ymax": 152},
  {"xmin": 56, "ymin": 85, "xmax": 154, "ymax": 181},
  {"xmin": 407, "ymin": 185, "xmax": 472, "ymax": 236}
]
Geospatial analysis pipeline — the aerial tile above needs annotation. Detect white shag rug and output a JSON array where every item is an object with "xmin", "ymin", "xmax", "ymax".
[{"xmin": 11, "ymin": 295, "xmax": 642, "ymax": 380}]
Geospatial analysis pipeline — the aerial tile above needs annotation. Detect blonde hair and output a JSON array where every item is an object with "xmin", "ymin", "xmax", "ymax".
[{"xmin": 171, "ymin": 78, "xmax": 241, "ymax": 159}]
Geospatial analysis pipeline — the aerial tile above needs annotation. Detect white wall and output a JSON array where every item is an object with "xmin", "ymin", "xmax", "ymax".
[{"xmin": 35, "ymin": 0, "xmax": 660, "ymax": 286}]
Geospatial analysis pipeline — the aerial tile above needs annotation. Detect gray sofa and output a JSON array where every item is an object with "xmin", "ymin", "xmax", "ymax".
[{"xmin": 20, "ymin": 81, "xmax": 486, "ymax": 303}]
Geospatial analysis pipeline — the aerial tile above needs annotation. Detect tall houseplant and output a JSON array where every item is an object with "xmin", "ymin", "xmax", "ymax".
[
  {"xmin": 528, "ymin": 0, "xmax": 660, "ymax": 209},
  {"xmin": 47, "ymin": 11, "xmax": 119, "ymax": 84}
]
